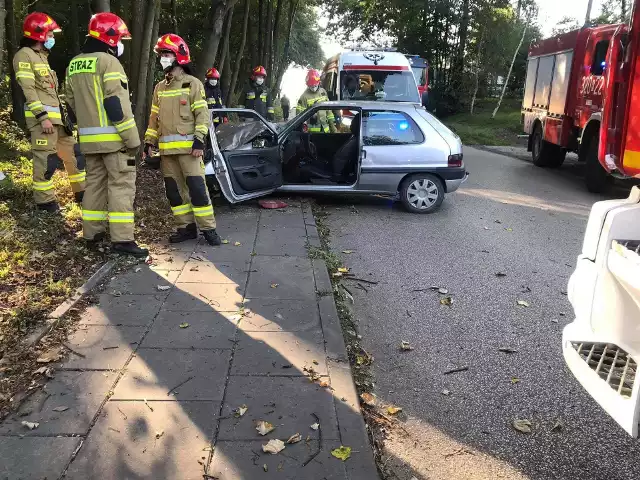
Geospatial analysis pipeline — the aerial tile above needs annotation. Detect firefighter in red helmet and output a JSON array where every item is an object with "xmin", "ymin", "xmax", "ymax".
[
  {"xmin": 65, "ymin": 12, "xmax": 148, "ymax": 257},
  {"xmin": 239, "ymin": 65, "xmax": 274, "ymax": 120},
  {"xmin": 143, "ymin": 34, "xmax": 221, "ymax": 246},
  {"xmin": 13, "ymin": 12, "xmax": 86, "ymax": 212},
  {"xmin": 297, "ymin": 69, "xmax": 336, "ymax": 133},
  {"xmin": 204, "ymin": 67, "xmax": 225, "ymax": 127}
]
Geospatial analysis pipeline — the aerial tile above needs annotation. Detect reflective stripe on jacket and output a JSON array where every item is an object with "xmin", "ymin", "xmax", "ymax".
[
  {"xmin": 13, "ymin": 47, "xmax": 62, "ymax": 129},
  {"xmin": 65, "ymin": 52, "xmax": 139, "ymax": 155},
  {"xmin": 144, "ymin": 71, "xmax": 209, "ymax": 155},
  {"xmin": 297, "ymin": 87, "xmax": 335, "ymax": 132},
  {"xmin": 238, "ymin": 81, "xmax": 274, "ymax": 120}
]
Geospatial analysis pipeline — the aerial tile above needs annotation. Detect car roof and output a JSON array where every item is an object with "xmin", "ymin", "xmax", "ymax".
[{"xmin": 320, "ymin": 100, "xmax": 419, "ymax": 112}]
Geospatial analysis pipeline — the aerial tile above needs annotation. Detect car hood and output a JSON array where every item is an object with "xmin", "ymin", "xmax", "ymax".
[{"xmin": 214, "ymin": 121, "xmax": 271, "ymax": 151}]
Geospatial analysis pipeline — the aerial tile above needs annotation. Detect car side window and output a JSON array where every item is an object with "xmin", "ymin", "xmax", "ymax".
[{"xmin": 362, "ymin": 111, "xmax": 424, "ymax": 146}]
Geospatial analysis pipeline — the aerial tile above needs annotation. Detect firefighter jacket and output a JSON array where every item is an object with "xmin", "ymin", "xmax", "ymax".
[
  {"xmin": 144, "ymin": 70, "xmax": 209, "ymax": 156},
  {"xmin": 204, "ymin": 83, "xmax": 225, "ymax": 125},
  {"xmin": 13, "ymin": 47, "xmax": 63, "ymax": 130},
  {"xmin": 297, "ymin": 87, "xmax": 335, "ymax": 133},
  {"xmin": 65, "ymin": 52, "xmax": 140, "ymax": 155},
  {"xmin": 239, "ymin": 81, "xmax": 274, "ymax": 120}
]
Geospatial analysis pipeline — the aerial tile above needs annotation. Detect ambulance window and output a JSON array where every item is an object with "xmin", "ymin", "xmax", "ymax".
[{"xmin": 591, "ymin": 40, "xmax": 610, "ymax": 76}]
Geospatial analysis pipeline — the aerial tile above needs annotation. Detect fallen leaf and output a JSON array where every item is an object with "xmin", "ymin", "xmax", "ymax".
[
  {"xmin": 495, "ymin": 272, "xmax": 507, "ymax": 277},
  {"xmin": 179, "ymin": 322, "xmax": 190, "ymax": 329},
  {"xmin": 511, "ymin": 377, "xmax": 520, "ymax": 384},
  {"xmin": 484, "ymin": 226, "xmax": 489, "ymax": 230},
  {"xmin": 312, "ymin": 360, "xmax": 319, "ymax": 365},
  {"xmin": 262, "ymin": 438, "xmax": 285, "ymax": 454},
  {"xmin": 222, "ymin": 239, "xmax": 229, "ymax": 244},
  {"xmin": 516, "ymin": 300, "xmax": 530, "ymax": 307},
  {"xmin": 234, "ymin": 404, "xmax": 248, "ymax": 417},
  {"xmin": 21, "ymin": 421, "xmax": 39, "ymax": 430},
  {"xmin": 512, "ymin": 419, "xmax": 532, "ymax": 434},
  {"xmin": 155, "ymin": 430, "xmax": 164, "ymax": 439},
  {"xmin": 505, "ymin": 227, "xmax": 513, "ymax": 232},
  {"xmin": 287, "ymin": 433, "xmax": 302, "ymax": 444},
  {"xmin": 52, "ymin": 406, "xmax": 69, "ymax": 412},
  {"xmin": 234, "ymin": 241, "xmax": 241, "ymax": 246},
  {"xmin": 337, "ymin": 267, "xmax": 350, "ymax": 274},
  {"xmin": 157, "ymin": 285, "xmax": 171, "ymax": 291},
  {"xmin": 360, "ymin": 392, "xmax": 377, "ymax": 406},
  {"xmin": 387, "ymin": 406, "xmax": 403, "ymax": 415},
  {"xmin": 551, "ymin": 420, "xmax": 563, "ymax": 432},
  {"xmin": 498, "ymin": 347, "xmax": 517, "ymax": 354},
  {"xmin": 310, "ymin": 422, "xmax": 319, "ymax": 430},
  {"xmin": 318, "ymin": 381, "xmax": 330, "ymax": 388},
  {"xmin": 400, "ymin": 341, "xmax": 414, "ymax": 351},
  {"xmin": 551, "ymin": 319, "xmax": 559, "ymax": 324},
  {"xmin": 342, "ymin": 250, "xmax": 354, "ymax": 254},
  {"xmin": 438, "ymin": 288, "xmax": 449, "ymax": 294},
  {"xmin": 331, "ymin": 446, "xmax": 352, "ymax": 461},
  {"xmin": 270, "ymin": 283, "xmax": 279, "ymax": 288},
  {"xmin": 263, "ymin": 464, "xmax": 268, "ymax": 472},
  {"xmin": 441, "ymin": 389, "xmax": 451, "ymax": 396},
  {"xmin": 135, "ymin": 267, "xmax": 142, "ymax": 273},
  {"xmin": 440, "ymin": 296, "xmax": 453, "ymax": 307},
  {"xmin": 256, "ymin": 420, "xmax": 275, "ymax": 436}
]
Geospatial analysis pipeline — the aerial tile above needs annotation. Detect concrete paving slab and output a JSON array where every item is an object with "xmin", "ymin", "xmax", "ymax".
[
  {"xmin": 231, "ymin": 329, "xmax": 327, "ymax": 375},
  {"xmin": 112, "ymin": 348, "xmax": 230, "ymax": 401},
  {"xmin": 60, "ymin": 325, "xmax": 144, "ymax": 370},
  {"xmin": 65, "ymin": 401, "xmax": 217, "ymax": 480},
  {"xmin": 0, "ymin": 437, "xmax": 81, "ymax": 479},
  {"xmin": 217, "ymin": 376, "xmax": 339, "ymax": 440},
  {"xmin": 153, "ymin": 238, "xmax": 200, "ymax": 251},
  {"xmin": 106, "ymin": 268, "xmax": 180, "ymax": 295},
  {"xmin": 177, "ymin": 258, "xmax": 250, "ymax": 284},
  {"xmin": 239, "ymin": 299, "xmax": 321, "ymax": 332},
  {"xmin": 246, "ymin": 256, "xmax": 315, "ymax": 299},
  {"xmin": 164, "ymin": 282, "xmax": 244, "ymax": 312},
  {"xmin": 208, "ymin": 440, "xmax": 347, "ymax": 479},
  {"xmin": 258, "ymin": 207, "xmax": 307, "ymax": 229},
  {"xmin": 192, "ymin": 237, "xmax": 256, "ymax": 262},
  {"xmin": 79, "ymin": 294, "xmax": 165, "ymax": 326},
  {"xmin": 255, "ymin": 226, "xmax": 308, "ymax": 257},
  {"xmin": 141, "ymin": 310, "xmax": 238, "ymax": 349},
  {"xmin": 148, "ymin": 248, "xmax": 193, "ymax": 271},
  {"xmin": 0, "ymin": 371, "xmax": 116, "ymax": 435}
]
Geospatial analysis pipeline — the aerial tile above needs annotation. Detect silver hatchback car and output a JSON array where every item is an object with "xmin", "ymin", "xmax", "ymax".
[{"xmin": 205, "ymin": 101, "xmax": 467, "ymax": 213}]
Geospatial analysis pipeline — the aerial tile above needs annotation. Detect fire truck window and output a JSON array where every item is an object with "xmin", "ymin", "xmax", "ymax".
[{"xmin": 591, "ymin": 40, "xmax": 610, "ymax": 76}]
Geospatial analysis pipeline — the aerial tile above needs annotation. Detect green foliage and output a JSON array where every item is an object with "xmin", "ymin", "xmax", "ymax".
[{"xmin": 443, "ymin": 98, "xmax": 523, "ymax": 145}]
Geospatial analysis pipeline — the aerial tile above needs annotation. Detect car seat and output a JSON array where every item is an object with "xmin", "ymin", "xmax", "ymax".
[{"xmin": 332, "ymin": 113, "xmax": 361, "ymax": 181}]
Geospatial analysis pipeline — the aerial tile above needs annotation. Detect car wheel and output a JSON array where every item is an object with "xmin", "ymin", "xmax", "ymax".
[
  {"xmin": 585, "ymin": 136, "xmax": 609, "ymax": 193},
  {"xmin": 532, "ymin": 124, "xmax": 564, "ymax": 167},
  {"xmin": 400, "ymin": 174, "xmax": 444, "ymax": 214}
]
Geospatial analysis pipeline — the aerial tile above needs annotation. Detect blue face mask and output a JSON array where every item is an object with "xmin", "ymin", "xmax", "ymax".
[{"xmin": 43, "ymin": 38, "xmax": 55, "ymax": 50}]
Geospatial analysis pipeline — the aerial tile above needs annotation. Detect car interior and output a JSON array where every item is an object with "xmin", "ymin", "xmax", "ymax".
[{"xmin": 282, "ymin": 108, "xmax": 361, "ymax": 185}]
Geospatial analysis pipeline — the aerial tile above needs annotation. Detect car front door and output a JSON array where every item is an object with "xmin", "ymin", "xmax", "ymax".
[{"xmin": 208, "ymin": 108, "xmax": 282, "ymax": 203}]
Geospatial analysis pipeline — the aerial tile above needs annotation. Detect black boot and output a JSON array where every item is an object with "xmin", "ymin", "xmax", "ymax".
[
  {"xmin": 112, "ymin": 241, "xmax": 149, "ymax": 258},
  {"xmin": 201, "ymin": 229, "xmax": 222, "ymax": 246},
  {"xmin": 85, "ymin": 232, "xmax": 106, "ymax": 249},
  {"xmin": 75, "ymin": 191, "xmax": 84, "ymax": 205},
  {"xmin": 169, "ymin": 223, "xmax": 198, "ymax": 243},
  {"xmin": 36, "ymin": 201, "xmax": 60, "ymax": 213}
]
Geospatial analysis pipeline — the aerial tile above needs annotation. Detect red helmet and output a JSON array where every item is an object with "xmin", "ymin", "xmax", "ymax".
[
  {"xmin": 251, "ymin": 65, "xmax": 267, "ymax": 80},
  {"xmin": 206, "ymin": 67, "xmax": 220, "ymax": 79},
  {"xmin": 87, "ymin": 13, "xmax": 131, "ymax": 46},
  {"xmin": 154, "ymin": 34, "xmax": 190, "ymax": 65},
  {"xmin": 23, "ymin": 12, "xmax": 61, "ymax": 42},
  {"xmin": 306, "ymin": 69, "xmax": 321, "ymax": 87}
]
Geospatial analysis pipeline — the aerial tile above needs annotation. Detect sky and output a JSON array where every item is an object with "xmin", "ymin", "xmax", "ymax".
[{"xmin": 280, "ymin": 0, "xmax": 607, "ymax": 105}]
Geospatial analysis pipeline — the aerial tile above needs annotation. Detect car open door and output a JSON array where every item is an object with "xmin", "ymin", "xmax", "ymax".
[{"xmin": 208, "ymin": 108, "xmax": 282, "ymax": 203}]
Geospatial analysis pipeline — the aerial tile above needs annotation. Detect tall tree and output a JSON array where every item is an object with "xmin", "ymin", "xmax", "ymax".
[
  {"xmin": 226, "ymin": 0, "xmax": 250, "ymax": 103},
  {"xmin": 218, "ymin": 6, "xmax": 234, "ymax": 74},
  {"xmin": 133, "ymin": 0, "xmax": 160, "ymax": 134},
  {"xmin": 196, "ymin": 0, "xmax": 239, "ymax": 79},
  {"xmin": 93, "ymin": 0, "xmax": 111, "ymax": 11},
  {"xmin": 0, "ymin": 0, "xmax": 6, "ymax": 82},
  {"xmin": 493, "ymin": 22, "xmax": 528, "ymax": 118}
]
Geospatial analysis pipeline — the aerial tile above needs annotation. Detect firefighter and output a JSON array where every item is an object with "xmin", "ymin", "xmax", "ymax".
[
  {"xmin": 65, "ymin": 12, "xmax": 148, "ymax": 257},
  {"xmin": 13, "ymin": 12, "xmax": 86, "ymax": 212},
  {"xmin": 143, "ymin": 34, "xmax": 221, "ymax": 246},
  {"xmin": 239, "ymin": 65, "xmax": 274, "ymax": 120},
  {"xmin": 204, "ymin": 67, "xmax": 225, "ymax": 127},
  {"xmin": 296, "ymin": 69, "xmax": 336, "ymax": 133},
  {"xmin": 280, "ymin": 94, "xmax": 290, "ymax": 120}
]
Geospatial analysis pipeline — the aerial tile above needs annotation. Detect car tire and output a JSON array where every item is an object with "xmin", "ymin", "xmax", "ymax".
[
  {"xmin": 585, "ymin": 136, "xmax": 609, "ymax": 193},
  {"xmin": 399, "ymin": 174, "xmax": 445, "ymax": 214},
  {"xmin": 532, "ymin": 124, "xmax": 565, "ymax": 167}
]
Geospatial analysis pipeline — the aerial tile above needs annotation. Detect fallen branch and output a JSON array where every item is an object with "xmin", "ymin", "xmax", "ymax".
[
  {"xmin": 167, "ymin": 375, "xmax": 195, "ymax": 396},
  {"xmin": 444, "ymin": 366, "xmax": 469, "ymax": 375},
  {"xmin": 303, "ymin": 413, "xmax": 322, "ymax": 467},
  {"xmin": 344, "ymin": 276, "xmax": 378, "ymax": 285},
  {"xmin": 62, "ymin": 343, "xmax": 86, "ymax": 358}
]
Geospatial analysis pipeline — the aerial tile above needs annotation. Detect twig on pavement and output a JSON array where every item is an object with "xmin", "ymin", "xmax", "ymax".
[
  {"xmin": 167, "ymin": 375, "xmax": 195, "ymax": 396},
  {"xmin": 344, "ymin": 276, "xmax": 378, "ymax": 285},
  {"xmin": 303, "ymin": 413, "xmax": 322, "ymax": 467},
  {"xmin": 62, "ymin": 343, "xmax": 86, "ymax": 358},
  {"xmin": 444, "ymin": 366, "xmax": 469, "ymax": 375}
]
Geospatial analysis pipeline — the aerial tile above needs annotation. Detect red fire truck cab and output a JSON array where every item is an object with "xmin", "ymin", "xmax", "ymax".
[{"xmin": 522, "ymin": 21, "xmax": 640, "ymax": 192}]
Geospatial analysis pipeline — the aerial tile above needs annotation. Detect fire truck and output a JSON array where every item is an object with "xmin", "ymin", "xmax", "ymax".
[
  {"xmin": 521, "ymin": 14, "xmax": 640, "ymax": 192},
  {"xmin": 562, "ymin": 2, "xmax": 640, "ymax": 436},
  {"xmin": 405, "ymin": 54, "xmax": 429, "ymax": 106}
]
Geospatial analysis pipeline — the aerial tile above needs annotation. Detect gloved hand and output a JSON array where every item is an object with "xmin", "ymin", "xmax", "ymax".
[
  {"xmin": 191, "ymin": 138, "xmax": 205, "ymax": 158},
  {"xmin": 142, "ymin": 143, "xmax": 153, "ymax": 160}
]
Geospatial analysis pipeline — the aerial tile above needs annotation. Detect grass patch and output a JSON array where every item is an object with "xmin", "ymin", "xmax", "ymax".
[{"xmin": 443, "ymin": 97, "xmax": 523, "ymax": 146}]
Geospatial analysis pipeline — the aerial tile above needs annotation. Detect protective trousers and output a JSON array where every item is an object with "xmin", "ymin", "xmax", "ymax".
[
  {"xmin": 161, "ymin": 154, "xmax": 216, "ymax": 230},
  {"xmin": 30, "ymin": 125, "xmax": 85, "ymax": 204},
  {"xmin": 82, "ymin": 151, "xmax": 136, "ymax": 242}
]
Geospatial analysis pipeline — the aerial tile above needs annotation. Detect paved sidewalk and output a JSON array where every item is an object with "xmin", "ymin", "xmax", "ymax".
[{"xmin": 0, "ymin": 201, "xmax": 378, "ymax": 480}]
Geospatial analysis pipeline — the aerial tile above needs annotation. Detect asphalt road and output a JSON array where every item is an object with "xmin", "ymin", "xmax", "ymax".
[{"xmin": 320, "ymin": 146, "xmax": 640, "ymax": 480}]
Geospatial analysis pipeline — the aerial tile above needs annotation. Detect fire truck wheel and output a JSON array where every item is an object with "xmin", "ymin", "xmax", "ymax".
[
  {"xmin": 585, "ymin": 136, "xmax": 609, "ymax": 193},
  {"xmin": 531, "ymin": 124, "xmax": 564, "ymax": 167}
]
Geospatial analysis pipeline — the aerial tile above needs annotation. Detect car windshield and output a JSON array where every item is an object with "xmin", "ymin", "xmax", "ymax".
[{"xmin": 340, "ymin": 70, "xmax": 420, "ymax": 103}]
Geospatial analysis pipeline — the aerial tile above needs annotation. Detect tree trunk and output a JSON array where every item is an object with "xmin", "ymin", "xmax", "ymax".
[
  {"xmin": 7, "ymin": 0, "xmax": 23, "ymax": 125},
  {"xmin": 227, "ymin": 0, "xmax": 250, "ymax": 104},
  {"xmin": 133, "ymin": 0, "xmax": 159, "ymax": 134},
  {"xmin": 257, "ymin": 0, "xmax": 264, "ymax": 63},
  {"xmin": 128, "ymin": 0, "xmax": 147, "ymax": 94},
  {"xmin": 270, "ymin": 0, "xmax": 283, "ymax": 76},
  {"xmin": 93, "ymin": 0, "xmax": 111, "ymax": 11},
  {"xmin": 196, "ymin": 0, "xmax": 238, "ymax": 79},
  {"xmin": 144, "ymin": 5, "xmax": 160, "ymax": 133},
  {"xmin": 218, "ymin": 6, "xmax": 234, "ymax": 74},
  {"xmin": 0, "ymin": 0, "xmax": 6, "ymax": 82},
  {"xmin": 493, "ymin": 24, "xmax": 527, "ymax": 118},
  {"xmin": 622, "ymin": 0, "xmax": 627, "ymax": 21},
  {"xmin": 70, "ymin": 0, "xmax": 81, "ymax": 55},
  {"xmin": 451, "ymin": 0, "xmax": 469, "ymax": 94},
  {"xmin": 263, "ymin": 0, "xmax": 273, "ymax": 70},
  {"xmin": 171, "ymin": 0, "xmax": 178, "ymax": 32},
  {"xmin": 470, "ymin": 30, "xmax": 484, "ymax": 114},
  {"xmin": 585, "ymin": 0, "xmax": 594, "ymax": 25}
]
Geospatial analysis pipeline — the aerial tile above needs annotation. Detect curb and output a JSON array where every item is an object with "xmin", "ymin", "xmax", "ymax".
[
  {"xmin": 22, "ymin": 260, "xmax": 117, "ymax": 348},
  {"xmin": 306, "ymin": 201, "xmax": 380, "ymax": 479}
]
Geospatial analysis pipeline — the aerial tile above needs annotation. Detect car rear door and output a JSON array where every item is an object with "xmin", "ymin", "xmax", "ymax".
[{"xmin": 209, "ymin": 108, "xmax": 283, "ymax": 203}]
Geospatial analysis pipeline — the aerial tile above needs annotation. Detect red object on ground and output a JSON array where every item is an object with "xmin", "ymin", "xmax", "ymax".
[{"xmin": 259, "ymin": 199, "xmax": 288, "ymax": 209}]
